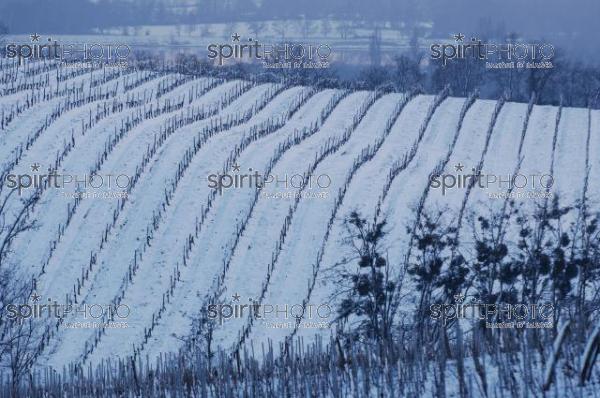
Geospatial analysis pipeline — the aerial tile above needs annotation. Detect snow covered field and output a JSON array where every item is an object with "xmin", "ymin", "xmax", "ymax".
[{"xmin": 0, "ymin": 61, "xmax": 598, "ymax": 386}]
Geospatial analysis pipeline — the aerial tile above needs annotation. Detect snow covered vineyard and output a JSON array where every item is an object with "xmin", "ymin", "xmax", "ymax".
[{"xmin": 1, "ymin": 62, "xmax": 599, "ymax": 397}]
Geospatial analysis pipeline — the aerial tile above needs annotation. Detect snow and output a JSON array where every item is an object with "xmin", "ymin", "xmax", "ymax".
[{"xmin": 0, "ymin": 62, "xmax": 597, "ymax": 374}]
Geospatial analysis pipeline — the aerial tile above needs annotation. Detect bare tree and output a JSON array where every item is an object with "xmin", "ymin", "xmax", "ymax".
[
  {"xmin": 272, "ymin": 20, "xmax": 286, "ymax": 41},
  {"xmin": 0, "ymin": 20, "xmax": 8, "ymax": 52},
  {"xmin": 248, "ymin": 21, "xmax": 265, "ymax": 39},
  {"xmin": 330, "ymin": 211, "xmax": 398, "ymax": 353},
  {"xmin": 368, "ymin": 27, "xmax": 382, "ymax": 66},
  {"xmin": 297, "ymin": 17, "xmax": 315, "ymax": 40},
  {"xmin": 393, "ymin": 54, "xmax": 423, "ymax": 92},
  {"xmin": 337, "ymin": 20, "xmax": 352, "ymax": 41},
  {"xmin": 0, "ymin": 169, "xmax": 41, "ymax": 387},
  {"xmin": 321, "ymin": 18, "xmax": 332, "ymax": 37}
]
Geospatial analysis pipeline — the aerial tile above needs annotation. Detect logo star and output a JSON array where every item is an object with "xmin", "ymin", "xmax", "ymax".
[
  {"xmin": 454, "ymin": 163, "xmax": 464, "ymax": 172},
  {"xmin": 232, "ymin": 33, "xmax": 241, "ymax": 42},
  {"xmin": 31, "ymin": 163, "xmax": 40, "ymax": 172},
  {"xmin": 453, "ymin": 33, "xmax": 465, "ymax": 42},
  {"xmin": 30, "ymin": 33, "xmax": 41, "ymax": 42},
  {"xmin": 232, "ymin": 163, "xmax": 241, "ymax": 172},
  {"xmin": 30, "ymin": 292, "xmax": 41, "ymax": 302},
  {"xmin": 454, "ymin": 293, "xmax": 465, "ymax": 303},
  {"xmin": 232, "ymin": 293, "xmax": 241, "ymax": 301}
]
